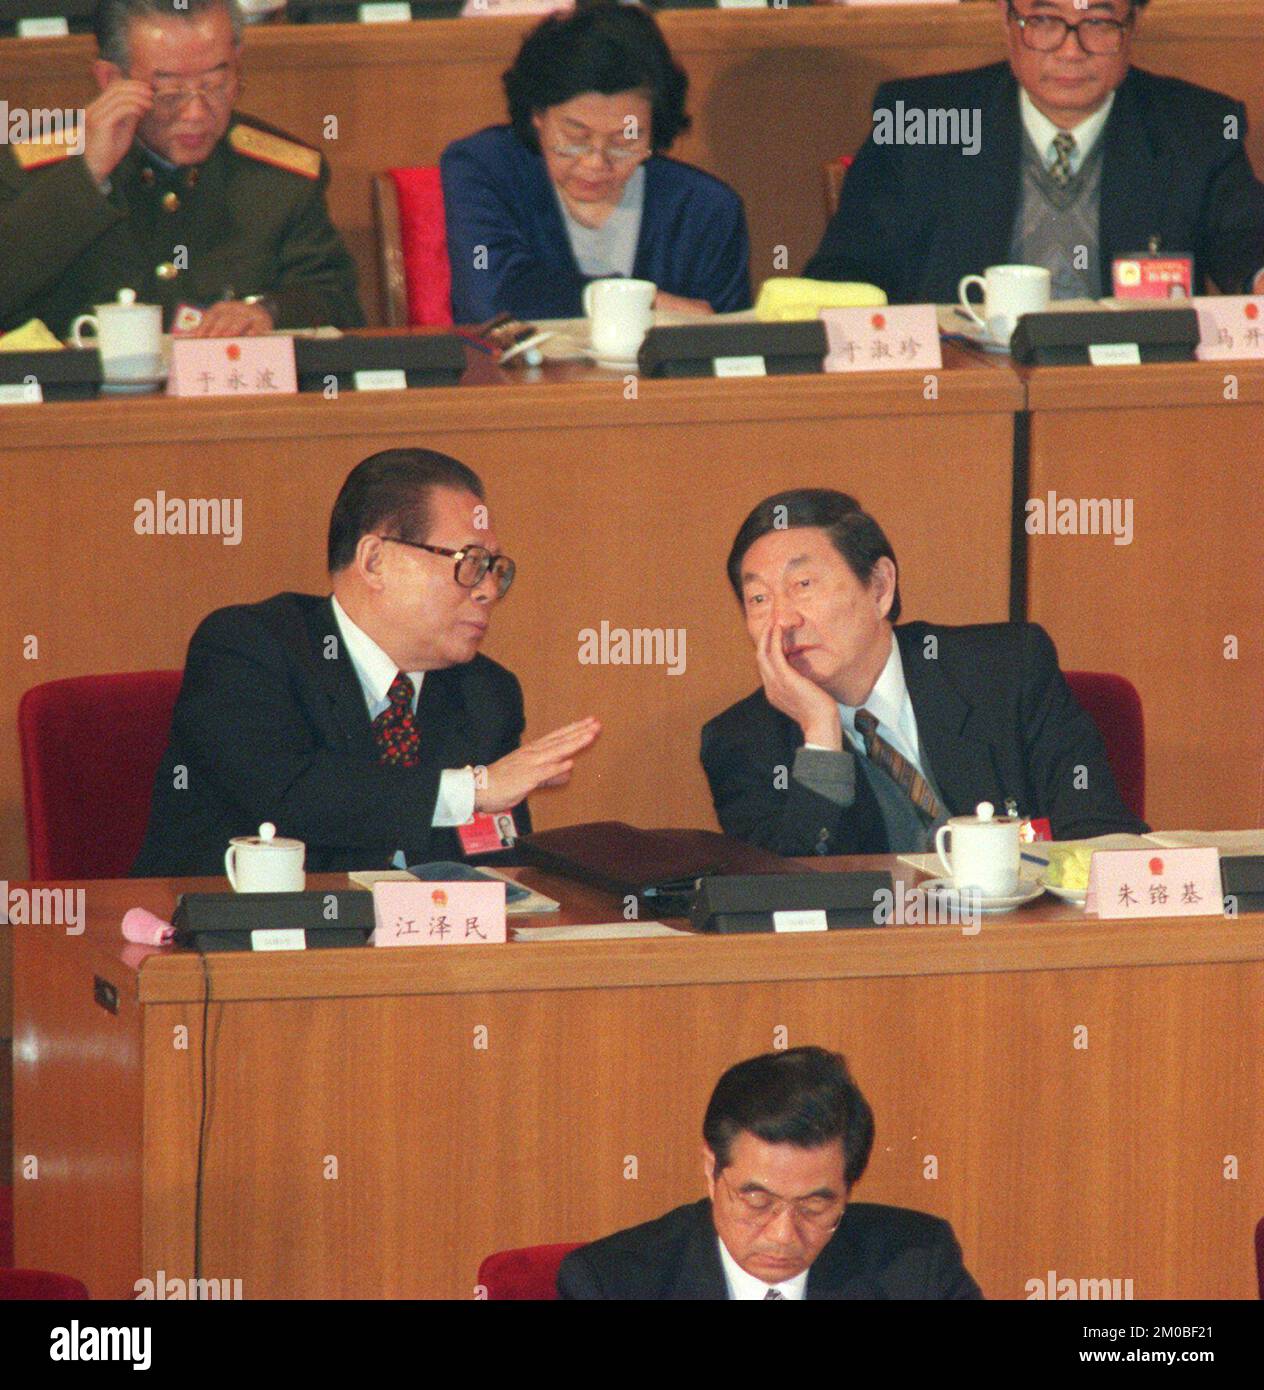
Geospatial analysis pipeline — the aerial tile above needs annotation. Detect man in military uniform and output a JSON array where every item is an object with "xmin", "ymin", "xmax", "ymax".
[{"xmin": 0, "ymin": 0, "xmax": 364, "ymax": 337}]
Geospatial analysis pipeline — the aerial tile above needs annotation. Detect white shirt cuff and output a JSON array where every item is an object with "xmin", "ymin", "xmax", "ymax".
[{"xmin": 432, "ymin": 766, "xmax": 476, "ymax": 827}]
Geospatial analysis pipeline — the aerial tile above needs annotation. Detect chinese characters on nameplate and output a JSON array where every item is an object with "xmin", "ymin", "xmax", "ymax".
[
  {"xmin": 821, "ymin": 306, "xmax": 942, "ymax": 373},
  {"xmin": 168, "ymin": 337, "xmax": 298, "ymax": 397},
  {"xmin": 1083, "ymin": 849, "xmax": 1221, "ymax": 919},
  {"xmin": 372, "ymin": 880, "xmax": 508, "ymax": 946}
]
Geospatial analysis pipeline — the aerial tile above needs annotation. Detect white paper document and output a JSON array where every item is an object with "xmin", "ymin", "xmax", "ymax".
[{"xmin": 511, "ymin": 922, "xmax": 689, "ymax": 941}]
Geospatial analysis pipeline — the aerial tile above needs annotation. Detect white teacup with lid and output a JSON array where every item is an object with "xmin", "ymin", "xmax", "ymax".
[
  {"xmin": 69, "ymin": 288, "xmax": 164, "ymax": 384},
  {"xmin": 224, "ymin": 822, "xmax": 306, "ymax": 893},
  {"xmin": 933, "ymin": 801, "xmax": 1021, "ymax": 897}
]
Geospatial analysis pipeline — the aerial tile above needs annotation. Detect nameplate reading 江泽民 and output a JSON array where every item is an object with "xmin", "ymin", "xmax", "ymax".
[
  {"xmin": 1193, "ymin": 296, "xmax": 1264, "ymax": 361},
  {"xmin": 168, "ymin": 337, "xmax": 297, "ymax": 398},
  {"xmin": 821, "ymin": 306, "xmax": 941, "ymax": 373},
  {"xmin": 372, "ymin": 879, "xmax": 507, "ymax": 946},
  {"xmin": 1084, "ymin": 848, "xmax": 1221, "ymax": 919}
]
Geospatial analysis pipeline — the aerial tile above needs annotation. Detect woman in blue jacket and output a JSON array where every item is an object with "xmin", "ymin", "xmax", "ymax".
[{"xmin": 441, "ymin": 1, "xmax": 751, "ymax": 325}]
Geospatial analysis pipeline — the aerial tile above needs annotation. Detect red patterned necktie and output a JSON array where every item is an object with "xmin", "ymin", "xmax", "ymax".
[
  {"xmin": 853, "ymin": 708, "xmax": 943, "ymax": 820},
  {"xmin": 373, "ymin": 672, "xmax": 420, "ymax": 767}
]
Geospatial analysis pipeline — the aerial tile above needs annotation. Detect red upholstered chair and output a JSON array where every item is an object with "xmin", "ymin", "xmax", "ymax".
[
  {"xmin": 1063, "ymin": 671, "xmax": 1146, "ymax": 823},
  {"xmin": 372, "ymin": 167, "xmax": 453, "ymax": 328},
  {"xmin": 1255, "ymin": 1216, "xmax": 1264, "ymax": 1299},
  {"xmin": 18, "ymin": 670, "xmax": 183, "ymax": 878},
  {"xmin": 477, "ymin": 1243, "xmax": 583, "ymax": 1300},
  {"xmin": 0, "ymin": 1269, "xmax": 90, "ymax": 1300}
]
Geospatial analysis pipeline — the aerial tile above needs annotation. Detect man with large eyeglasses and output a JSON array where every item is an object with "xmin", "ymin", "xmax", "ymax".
[
  {"xmin": 559, "ymin": 1047, "xmax": 981, "ymax": 1299},
  {"xmin": 133, "ymin": 448, "xmax": 601, "ymax": 877},
  {"xmin": 0, "ymin": 0, "xmax": 363, "ymax": 338},
  {"xmin": 805, "ymin": 0, "xmax": 1264, "ymax": 305}
]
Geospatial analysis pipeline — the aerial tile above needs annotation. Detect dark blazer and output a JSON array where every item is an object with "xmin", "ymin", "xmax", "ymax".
[
  {"xmin": 441, "ymin": 125, "xmax": 751, "ymax": 323},
  {"xmin": 132, "ymin": 593, "xmax": 528, "ymax": 877},
  {"xmin": 804, "ymin": 63, "xmax": 1264, "ymax": 303},
  {"xmin": 558, "ymin": 1198, "xmax": 982, "ymax": 1300},
  {"xmin": 701, "ymin": 621, "xmax": 1148, "ymax": 858}
]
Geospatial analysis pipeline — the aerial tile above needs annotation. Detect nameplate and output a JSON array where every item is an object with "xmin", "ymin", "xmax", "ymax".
[
  {"xmin": 461, "ymin": 0, "xmax": 571, "ymax": 16},
  {"xmin": 717, "ymin": 0, "xmax": 768, "ymax": 9},
  {"xmin": 168, "ymin": 337, "xmax": 297, "ymax": 398},
  {"xmin": 1192, "ymin": 296, "xmax": 1264, "ymax": 361},
  {"xmin": 773, "ymin": 908, "xmax": 828, "ymax": 934},
  {"xmin": 372, "ymin": 880, "xmax": 507, "ymax": 946},
  {"xmin": 0, "ymin": 382, "xmax": 42, "ymax": 405},
  {"xmin": 17, "ymin": 17, "xmax": 70, "ymax": 37},
  {"xmin": 250, "ymin": 928, "xmax": 307, "ymax": 952},
  {"xmin": 1084, "ymin": 848, "xmax": 1221, "ymax": 919},
  {"xmin": 353, "ymin": 368, "xmax": 407, "ymax": 392},
  {"xmin": 713, "ymin": 355, "xmax": 766, "ymax": 377},
  {"xmin": 358, "ymin": 2, "xmax": 411, "ymax": 20},
  {"xmin": 1087, "ymin": 343, "xmax": 1142, "ymax": 367},
  {"xmin": 821, "ymin": 305, "xmax": 941, "ymax": 372}
]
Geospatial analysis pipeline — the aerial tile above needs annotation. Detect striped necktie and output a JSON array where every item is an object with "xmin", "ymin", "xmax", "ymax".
[
  {"xmin": 1049, "ymin": 130, "xmax": 1077, "ymax": 188},
  {"xmin": 764, "ymin": 1288, "xmax": 785, "ymax": 1300},
  {"xmin": 372, "ymin": 672, "xmax": 420, "ymax": 767},
  {"xmin": 853, "ymin": 708, "xmax": 943, "ymax": 820}
]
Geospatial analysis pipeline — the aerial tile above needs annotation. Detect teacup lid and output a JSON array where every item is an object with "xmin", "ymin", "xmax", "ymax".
[
  {"xmin": 232, "ymin": 821, "xmax": 303, "ymax": 849},
  {"xmin": 955, "ymin": 800, "xmax": 1017, "ymax": 826},
  {"xmin": 117, "ymin": 289, "xmax": 137, "ymax": 306}
]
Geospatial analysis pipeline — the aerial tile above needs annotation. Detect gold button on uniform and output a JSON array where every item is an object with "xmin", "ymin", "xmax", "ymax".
[
  {"xmin": 155, "ymin": 262, "xmax": 178, "ymax": 281},
  {"xmin": 161, "ymin": 191, "xmax": 180, "ymax": 213}
]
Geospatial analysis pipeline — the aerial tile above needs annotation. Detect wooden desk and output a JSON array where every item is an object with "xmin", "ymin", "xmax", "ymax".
[
  {"xmin": 0, "ymin": 346, "xmax": 1020, "ymax": 875},
  {"xmin": 13, "ymin": 864, "xmax": 1264, "ymax": 1298},
  {"xmin": 1, "ymin": 2, "xmax": 1259, "ymax": 319},
  {"xmin": 1021, "ymin": 358, "xmax": 1264, "ymax": 831}
]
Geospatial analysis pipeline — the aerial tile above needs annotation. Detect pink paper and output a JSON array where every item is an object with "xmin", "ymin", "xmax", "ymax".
[
  {"xmin": 461, "ymin": 0, "xmax": 571, "ymax": 15},
  {"xmin": 1084, "ymin": 848, "xmax": 1221, "ymax": 919},
  {"xmin": 1192, "ymin": 296, "xmax": 1264, "ymax": 360},
  {"xmin": 122, "ymin": 906, "xmax": 175, "ymax": 945},
  {"xmin": 372, "ymin": 879, "xmax": 507, "ymax": 946},
  {"xmin": 821, "ymin": 305, "xmax": 942, "ymax": 373},
  {"xmin": 167, "ymin": 336, "xmax": 297, "ymax": 397}
]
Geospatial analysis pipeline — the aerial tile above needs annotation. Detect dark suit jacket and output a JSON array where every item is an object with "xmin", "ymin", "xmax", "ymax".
[
  {"xmin": 557, "ymin": 1198, "xmax": 982, "ymax": 1300},
  {"xmin": 441, "ymin": 125, "xmax": 751, "ymax": 323},
  {"xmin": 804, "ymin": 63, "xmax": 1264, "ymax": 302},
  {"xmin": 132, "ymin": 592, "xmax": 528, "ymax": 877},
  {"xmin": 700, "ymin": 621, "xmax": 1148, "ymax": 858}
]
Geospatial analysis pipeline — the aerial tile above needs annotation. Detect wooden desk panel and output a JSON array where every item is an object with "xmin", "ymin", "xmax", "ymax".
[
  {"xmin": 0, "ymin": 352, "xmax": 1019, "ymax": 877},
  {"xmin": 1, "ymin": 2, "xmax": 1260, "ymax": 320},
  {"xmin": 1024, "ymin": 360, "xmax": 1264, "ymax": 831},
  {"xmin": 13, "ymin": 871, "xmax": 1264, "ymax": 1300}
]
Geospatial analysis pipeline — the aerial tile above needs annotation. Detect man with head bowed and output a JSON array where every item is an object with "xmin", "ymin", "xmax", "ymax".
[
  {"xmin": 133, "ymin": 449, "xmax": 600, "ymax": 876},
  {"xmin": 700, "ymin": 489, "xmax": 1146, "ymax": 858},
  {"xmin": 558, "ymin": 1047, "xmax": 982, "ymax": 1299},
  {"xmin": 0, "ymin": 0, "xmax": 362, "ymax": 337},
  {"xmin": 806, "ymin": 0, "xmax": 1264, "ymax": 303}
]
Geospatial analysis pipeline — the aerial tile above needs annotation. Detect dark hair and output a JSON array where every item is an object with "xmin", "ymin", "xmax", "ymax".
[
  {"xmin": 94, "ymin": 0, "xmax": 243, "ymax": 68},
  {"xmin": 703, "ymin": 1047, "xmax": 875, "ymax": 1190},
  {"xmin": 327, "ymin": 449, "xmax": 485, "ymax": 574},
  {"xmin": 726, "ymin": 488, "xmax": 902, "ymax": 625},
  {"xmin": 503, "ymin": 1, "xmax": 689, "ymax": 155}
]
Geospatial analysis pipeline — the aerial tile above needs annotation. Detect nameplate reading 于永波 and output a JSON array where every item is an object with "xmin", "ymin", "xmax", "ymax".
[
  {"xmin": 1192, "ymin": 296, "xmax": 1264, "ymax": 361},
  {"xmin": 821, "ymin": 306, "xmax": 942, "ymax": 373},
  {"xmin": 773, "ymin": 909, "xmax": 828, "ymax": 934},
  {"xmin": 1084, "ymin": 848, "xmax": 1221, "ymax": 919},
  {"xmin": 168, "ymin": 337, "xmax": 297, "ymax": 398},
  {"xmin": 372, "ymin": 879, "xmax": 507, "ymax": 946}
]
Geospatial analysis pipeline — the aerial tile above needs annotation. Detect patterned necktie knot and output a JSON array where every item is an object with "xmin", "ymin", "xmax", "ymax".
[
  {"xmin": 373, "ymin": 672, "xmax": 420, "ymax": 767},
  {"xmin": 763, "ymin": 1287, "xmax": 785, "ymax": 1300},
  {"xmin": 1049, "ymin": 130, "xmax": 1077, "ymax": 187}
]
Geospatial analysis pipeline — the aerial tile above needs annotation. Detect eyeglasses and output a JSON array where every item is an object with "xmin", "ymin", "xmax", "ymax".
[
  {"xmin": 720, "ymin": 1173, "xmax": 844, "ymax": 1232},
  {"xmin": 548, "ymin": 136, "xmax": 649, "ymax": 166},
  {"xmin": 147, "ymin": 66, "xmax": 237, "ymax": 117},
  {"xmin": 379, "ymin": 537, "xmax": 516, "ymax": 596},
  {"xmin": 1007, "ymin": 4, "xmax": 1133, "ymax": 56}
]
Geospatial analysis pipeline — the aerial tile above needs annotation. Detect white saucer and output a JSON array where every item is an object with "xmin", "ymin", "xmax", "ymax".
[
  {"xmin": 919, "ymin": 877, "xmax": 1046, "ymax": 913},
  {"xmin": 101, "ymin": 376, "xmax": 166, "ymax": 395},
  {"xmin": 579, "ymin": 347, "xmax": 640, "ymax": 370},
  {"xmin": 1039, "ymin": 878, "xmax": 1088, "ymax": 907}
]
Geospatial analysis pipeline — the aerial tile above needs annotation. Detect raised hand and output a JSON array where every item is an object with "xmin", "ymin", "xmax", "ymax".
[
  {"xmin": 754, "ymin": 618, "xmax": 842, "ymax": 749},
  {"xmin": 83, "ymin": 80, "xmax": 153, "ymax": 185},
  {"xmin": 474, "ymin": 716, "xmax": 602, "ymax": 813}
]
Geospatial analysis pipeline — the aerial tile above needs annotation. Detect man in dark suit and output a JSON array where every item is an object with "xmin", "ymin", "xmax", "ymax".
[
  {"xmin": 558, "ymin": 1047, "xmax": 982, "ymax": 1299},
  {"xmin": 701, "ymin": 489, "xmax": 1147, "ymax": 857},
  {"xmin": 133, "ymin": 449, "xmax": 600, "ymax": 876},
  {"xmin": 805, "ymin": 0, "xmax": 1264, "ymax": 302}
]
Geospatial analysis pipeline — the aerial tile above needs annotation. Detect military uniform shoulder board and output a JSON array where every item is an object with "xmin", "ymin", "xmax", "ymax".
[
  {"xmin": 10, "ymin": 138, "xmax": 75, "ymax": 172},
  {"xmin": 228, "ymin": 122, "xmax": 322, "ymax": 180}
]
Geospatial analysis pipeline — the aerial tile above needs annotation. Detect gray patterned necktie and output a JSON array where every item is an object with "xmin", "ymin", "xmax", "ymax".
[
  {"xmin": 1049, "ymin": 130, "xmax": 1077, "ymax": 188},
  {"xmin": 764, "ymin": 1288, "xmax": 785, "ymax": 1300}
]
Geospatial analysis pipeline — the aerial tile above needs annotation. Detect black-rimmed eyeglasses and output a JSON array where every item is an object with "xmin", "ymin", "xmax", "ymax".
[
  {"xmin": 379, "ymin": 537, "xmax": 516, "ymax": 596},
  {"xmin": 1007, "ymin": 3, "xmax": 1134, "ymax": 56}
]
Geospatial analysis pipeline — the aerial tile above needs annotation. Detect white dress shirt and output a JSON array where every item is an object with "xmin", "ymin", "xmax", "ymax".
[
  {"xmin": 1019, "ymin": 88, "xmax": 1115, "ymax": 177},
  {"xmin": 717, "ymin": 1236, "xmax": 809, "ymax": 1300},
  {"xmin": 330, "ymin": 596, "xmax": 475, "ymax": 835},
  {"xmin": 835, "ymin": 635, "xmax": 931, "ymax": 783}
]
